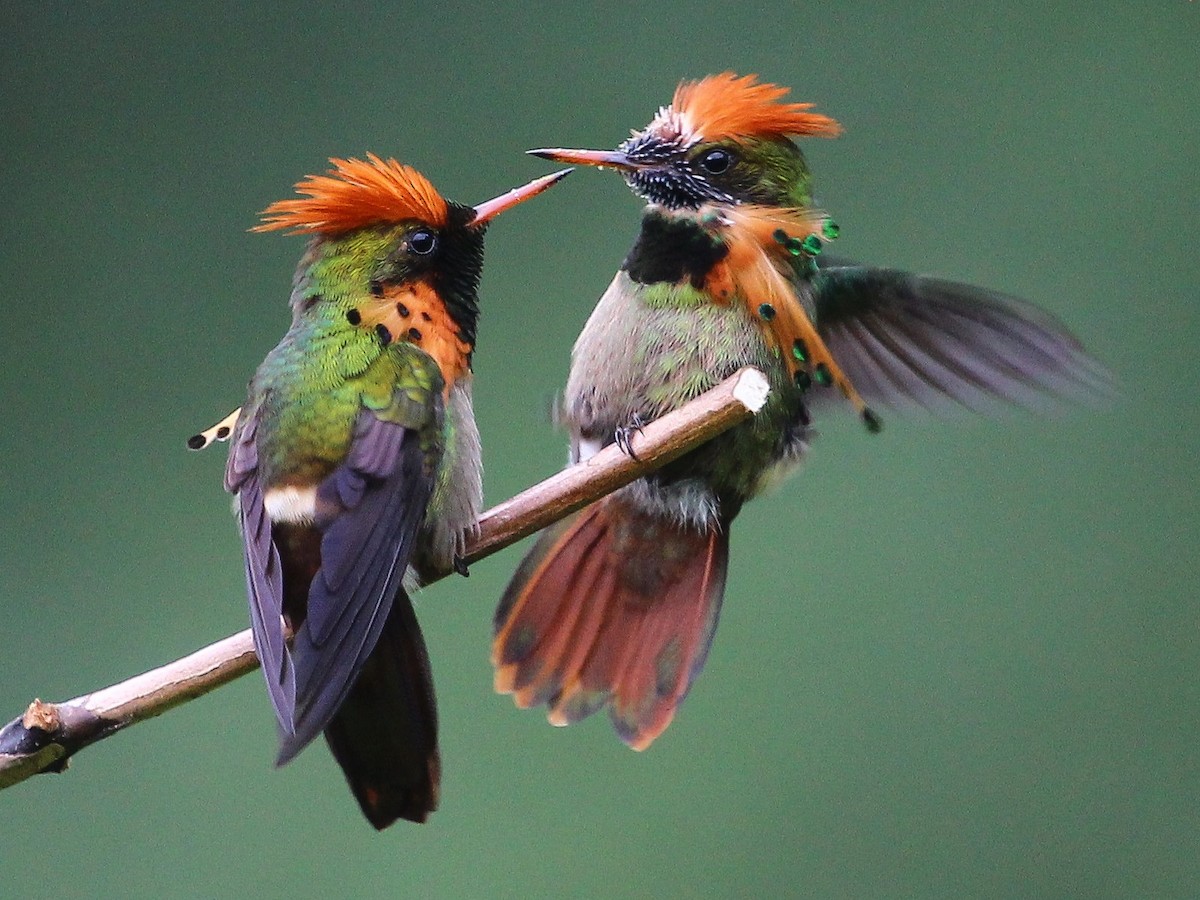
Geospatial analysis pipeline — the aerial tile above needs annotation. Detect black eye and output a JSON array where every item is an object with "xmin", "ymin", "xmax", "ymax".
[
  {"xmin": 409, "ymin": 229, "xmax": 437, "ymax": 255},
  {"xmin": 699, "ymin": 148, "xmax": 732, "ymax": 175}
]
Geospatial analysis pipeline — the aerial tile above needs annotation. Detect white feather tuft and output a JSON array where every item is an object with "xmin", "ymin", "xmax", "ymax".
[{"xmin": 264, "ymin": 485, "xmax": 319, "ymax": 524}]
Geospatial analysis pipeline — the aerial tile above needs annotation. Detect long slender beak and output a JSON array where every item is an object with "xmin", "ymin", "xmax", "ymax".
[
  {"xmin": 471, "ymin": 169, "xmax": 572, "ymax": 226},
  {"xmin": 527, "ymin": 148, "xmax": 639, "ymax": 172}
]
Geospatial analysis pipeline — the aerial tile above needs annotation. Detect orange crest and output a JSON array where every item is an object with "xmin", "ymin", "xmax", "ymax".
[
  {"xmin": 253, "ymin": 153, "xmax": 449, "ymax": 236},
  {"xmin": 668, "ymin": 72, "xmax": 841, "ymax": 143}
]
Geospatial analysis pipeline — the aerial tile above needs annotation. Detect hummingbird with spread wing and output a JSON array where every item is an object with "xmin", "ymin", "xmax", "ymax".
[
  {"xmin": 225, "ymin": 155, "xmax": 567, "ymax": 827},
  {"xmin": 493, "ymin": 73, "xmax": 1107, "ymax": 751}
]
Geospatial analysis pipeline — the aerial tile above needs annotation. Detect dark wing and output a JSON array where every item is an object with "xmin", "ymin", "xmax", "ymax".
[
  {"xmin": 276, "ymin": 396, "xmax": 439, "ymax": 765},
  {"xmin": 812, "ymin": 264, "xmax": 1112, "ymax": 416},
  {"xmin": 225, "ymin": 405, "xmax": 296, "ymax": 732}
]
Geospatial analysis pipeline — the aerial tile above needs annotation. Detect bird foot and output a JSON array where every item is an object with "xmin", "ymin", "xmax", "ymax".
[{"xmin": 613, "ymin": 414, "xmax": 647, "ymax": 461}]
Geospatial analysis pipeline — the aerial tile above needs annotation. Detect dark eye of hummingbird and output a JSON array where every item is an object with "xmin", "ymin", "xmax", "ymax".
[
  {"xmin": 409, "ymin": 229, "xmax": 437, "ymax": 255},
  {"xmin": 698, "ymin": 148, "xmax": 733, "ymax": 175}
]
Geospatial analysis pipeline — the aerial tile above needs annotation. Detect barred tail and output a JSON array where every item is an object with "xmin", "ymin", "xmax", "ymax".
[{"xmin": 493, "ymin": 497, "xmax": 728, "ymax": 750}]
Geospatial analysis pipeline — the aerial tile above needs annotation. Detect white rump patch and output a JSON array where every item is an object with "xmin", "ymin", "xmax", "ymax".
[{"xmin": 264, "ymin": 485, "xmax": 318, "ymax": 524}]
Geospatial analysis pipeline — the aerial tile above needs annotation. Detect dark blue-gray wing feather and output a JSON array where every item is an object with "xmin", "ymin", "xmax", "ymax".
[
  {"xmin": 226, "ymin": 408, "xmax": 297, "ymax": 732},
  {"xmin": 812, "ymin": 265, "xmax": 1112, "ymax": 415},
  {"xmin": 276, "ymin": 410, "xmax": 435, "ymax": 765}
]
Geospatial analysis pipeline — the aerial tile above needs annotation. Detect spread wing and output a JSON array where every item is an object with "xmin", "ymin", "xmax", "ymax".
[{"xmin": 812, "ymin": 264, "xmax": 1112, "ymax": 416}]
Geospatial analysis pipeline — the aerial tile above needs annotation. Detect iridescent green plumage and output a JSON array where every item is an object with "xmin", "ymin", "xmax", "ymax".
[
  {"xmin": 224, "ymin": 157, "xmax": 567, "ymax": 828},
  {"xmin": 244, "ymin": 249, "xmax": 447, "ymax": 490}
]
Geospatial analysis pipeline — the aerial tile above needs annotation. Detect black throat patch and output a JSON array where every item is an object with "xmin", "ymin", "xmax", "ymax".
[
  {"xmin": 431, "ymin": 203, "xmax": 485, "ymax": 351},
  {"xmin": 622, "ymin": 211, "xmax": 728, "ymax": 288}
]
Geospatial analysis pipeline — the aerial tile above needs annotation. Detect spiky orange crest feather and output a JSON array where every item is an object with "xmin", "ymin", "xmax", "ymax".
[
  {"xmin": 253, "ymin": 154, "xmax": 449, "ymax": 236},
  {"xmin": 669, "ymin": 72, "xmax": 842, "ymax": 143}
]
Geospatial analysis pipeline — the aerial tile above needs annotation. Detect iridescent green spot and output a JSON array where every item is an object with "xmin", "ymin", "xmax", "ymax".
[
  {"xmin": 801, "ymin": 234, "xmax": 823, "ymax": 256},
  {"xmin": 822, "ymin": 220, "xmax": 840, "ymax": 240},
  {"xmin": 792, "ymin": 339, "xmax": 807, "ymax": 363},
  {"xmin": 814, "ymin": 363, "xmax": 832, "ymax": 386},
  {"xmin": 862, "ymin": 408, "xmax": 883, "ymax": 434},
  {"xmin": 758, "ymin": 303, "xmax": 776, "ymax": 321},
  {"xmin": 775, "ymin": 229, "xmax": 808, "ymax": 256}
]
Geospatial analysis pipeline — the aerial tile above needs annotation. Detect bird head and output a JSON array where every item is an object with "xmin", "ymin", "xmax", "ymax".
[
  {"xmin": 252, "ymin": 155, "xmax": 569, "ymax": 367},
  {"xmin": 532, "ymin": 76, "xmax": 879, "ymax": 429},
  {"xmin": 530, "ymin": 73, "xmax": 840, "ymax": 210}
]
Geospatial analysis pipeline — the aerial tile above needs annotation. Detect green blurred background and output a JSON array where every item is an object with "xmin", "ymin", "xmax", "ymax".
[{"xmin": 3, "ymin": 2, "xmax": 1196, "ymax": 897}]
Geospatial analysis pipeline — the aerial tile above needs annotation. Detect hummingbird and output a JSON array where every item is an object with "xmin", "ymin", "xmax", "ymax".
[
  {"xmin": 493, "ymin": 73, "xmax": 1107, "ymax": 751},
  {"xmin": 224, "ymin": 155, "xmax": 568, "ymax": 827}
]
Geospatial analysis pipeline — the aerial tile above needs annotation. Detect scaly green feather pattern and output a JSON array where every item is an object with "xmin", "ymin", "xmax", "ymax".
[{"xmin": 248, "ymin": 230, "xmax": 445, "ymax": 490}]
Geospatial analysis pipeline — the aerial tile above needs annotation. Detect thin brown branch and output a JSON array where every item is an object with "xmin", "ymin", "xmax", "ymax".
[{"xmin": 0, "ymin": 367, "xmax": 770, "ymax": 791}]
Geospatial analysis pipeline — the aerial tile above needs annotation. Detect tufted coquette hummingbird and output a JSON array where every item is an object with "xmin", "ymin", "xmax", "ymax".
[
  {"xmin": 224, "ymin": 155, "xmax": 568, "ymax": 827},
  {"xmin": 493, "ymin": 73, "xmax": 1108, "ymax": 751}
]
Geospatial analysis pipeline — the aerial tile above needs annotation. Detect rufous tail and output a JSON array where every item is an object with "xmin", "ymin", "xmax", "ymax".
[
  {"xmin": 493, "ymin": 496, "xmax": 729, "ymax": 750},
  {"xmin": 320, "ymin": 589, "xmax": 440, "ymax": 828}
]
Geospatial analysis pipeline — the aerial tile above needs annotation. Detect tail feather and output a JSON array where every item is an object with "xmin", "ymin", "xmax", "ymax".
[
  {"xmin": 607, "ymin": 528, "xmax": 726, "ymax": 747},
  {"xmin": 319, "ymin": 589, "xmax": 439, "ymax": 828},
  {"xmin": 492, "ymin": 511, "xmax": 593, "ymax": 683},
  {"xmin": 539, "ymin": 563, "xmax": 620, "ymax": 716},
  {"xmin": 493, "ymin": 497, "xmax": 729, "ymax": 750},
  {"xmin": 500, "ymin": 515, "xmax": 610, "ymax": 707}
]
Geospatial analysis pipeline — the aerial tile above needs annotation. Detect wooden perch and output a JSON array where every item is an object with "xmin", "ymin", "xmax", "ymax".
[{"xmin": 0, "ymin": 367, "xmax": 770, "ymax": 792}]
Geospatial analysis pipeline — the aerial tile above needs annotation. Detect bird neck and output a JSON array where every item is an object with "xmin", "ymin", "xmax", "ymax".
[
  {"xmin": 290, "ymin": 239, "xmax": 476, "ymax": 395},
  {"xmin": 622, "ymin": 207, "xmax": 729, "ymax": 289},
  {"xmin": 618, "ymin": 200, "xmax": 869, "ymax": 420},
  {"xmin": 368, "ymin": 279, "xmax": 474, "ymax": 392}
]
